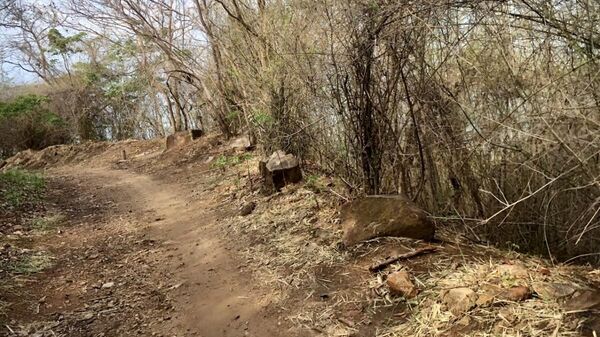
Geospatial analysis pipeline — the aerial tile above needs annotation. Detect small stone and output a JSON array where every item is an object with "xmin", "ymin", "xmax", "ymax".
[
  {"xmin": 239, "ymin": 202, "xmax": 256, "ymax": 216},
  {"xmin": 496, "ymin": 264, "xmax": 529, "ymax": 279},
  {"xmin": 442, "ymin": 288, "xmax": 477, "ymax": 315},
  {"xmin": 476, "ymin": 293, "xmax": 496, "ymax": 307},
  {"xmin": 230, "ymin": 136, "xmax": 254, "ymax": 151},
  {"xmin": 499, "ymin": 286, "xmax": 531, "ymax": 302},
  {"xmin": 386, "ymin": 270, "xmax": 418, "ymax": 298},
  {"xmin": 533, "ymin": 282, "xmax": 578, "ymax": 300},
  {"xmin": 82, "ymin": 312, "xmax": 95, "ymax": 321},
  {"xmin": 457, "ymin": 316, "xmax": 471, "ymax": 326},
  {"xmin": 102, "ymin": 282, "xmax": 115, "ymax": 289},
  {"xmin": 498, "ymin": 308, "xmax": 516, "ymax": 323},
  {"xmin": 165, "ymin": 130, "xmax": 203, "ymax": 150}
]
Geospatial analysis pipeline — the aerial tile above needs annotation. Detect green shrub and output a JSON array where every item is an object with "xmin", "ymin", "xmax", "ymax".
[
  {"xmin": 252, "ymin": 110, "xmax": 274, "ymax": 127},
  {"xmin": 0, "ymin": 94, "xmax": 70, "ymax": 158},
  {"xmin": 305, "ymin": 174, "xmax": 327, "ymax": 193},
  {"xmin": 212, "ymin": 154, "xmax": 253, "ymax": 169}
]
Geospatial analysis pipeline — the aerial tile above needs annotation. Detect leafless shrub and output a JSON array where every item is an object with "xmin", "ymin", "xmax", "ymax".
[{"xmin": 2, "ymin": 0, "xmax": 598, "ymax": 262}]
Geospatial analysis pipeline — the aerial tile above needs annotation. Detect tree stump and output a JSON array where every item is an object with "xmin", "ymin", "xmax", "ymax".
[
  {"xmin": 165, "ymin": 129, "xmax": 203, "ymax": 150},
  {"xmin": 260, "ymin": 150, "xmax": 302, "ymax": 193}
]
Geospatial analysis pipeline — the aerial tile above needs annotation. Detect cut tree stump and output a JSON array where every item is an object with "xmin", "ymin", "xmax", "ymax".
[
  {"xmin": 165, "ymin": 129, "xmax": 203, "ymax": 150},
  {"xmin": 260, "ymin": 150, "xmax": 302, "ymax": 193}
]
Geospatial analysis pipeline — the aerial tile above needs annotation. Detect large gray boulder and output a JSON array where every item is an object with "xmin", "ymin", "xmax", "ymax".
[
  {"xmin": 341, "ymin": 195, "xmax": 434, "ymax": 246},
  {"xmin": 260, "ymin": 150, "xmax": 302, "ymax": 192}
]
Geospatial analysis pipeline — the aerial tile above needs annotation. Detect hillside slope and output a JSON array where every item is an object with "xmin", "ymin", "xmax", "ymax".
[{"xmin": 1, "ymin": 136, "xmax": 599, "ymax": 337}]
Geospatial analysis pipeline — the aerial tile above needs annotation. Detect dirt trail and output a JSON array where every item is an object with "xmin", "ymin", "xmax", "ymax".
[
  {"xmin": 100, "ymin": 168, "xmax": 285, "ymax": 337},
  {"xmin": 31, "ymin": 166, "xmax": 287, "ymax": 337}
]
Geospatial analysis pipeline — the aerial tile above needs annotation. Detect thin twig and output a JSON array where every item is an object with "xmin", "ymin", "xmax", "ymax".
[
  {"xmin": 480, "ymin": 166, "xmax": 578, "ymax": 225},
  {"xmin": 328, "ymin": 188, "xmax": 349, "ymax": 202}
]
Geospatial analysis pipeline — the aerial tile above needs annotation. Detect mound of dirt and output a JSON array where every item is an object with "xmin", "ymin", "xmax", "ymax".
[{"xmin": 2, "ymin": 137, "xmax": 178, "ymax": 172}]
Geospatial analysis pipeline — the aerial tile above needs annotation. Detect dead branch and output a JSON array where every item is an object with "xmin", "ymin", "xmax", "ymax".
[{"xmin": 369, "ymin": 246, "xmax": 438, "ymax": 273}]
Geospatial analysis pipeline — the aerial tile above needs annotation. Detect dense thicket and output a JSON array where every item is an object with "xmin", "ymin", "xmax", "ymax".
[
  {"xmin": 0, "ymin": 94, "xmax": 70, "ymax": 158},
  {"xmin": 1, "ymin": 0, "xmax": 598, "ymax": 263}
]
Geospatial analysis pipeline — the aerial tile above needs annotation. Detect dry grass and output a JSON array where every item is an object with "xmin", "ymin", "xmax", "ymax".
[
  {"xmin": 4, "ymin": 138, "xmax": 598, "ymax": 336},
  {"xmin": 214, "ymin": 157, "xmax": 373, "ymax": 333},
  {"xmin": 225, "ymin": 182, "xmax": 347, "ymax": 294},
  {"xmin": 30, "ymin": 213, "xmax": 66, "ymax": 233},
  {"xmin": 377, "ymin": 251, "xmax": 588, "ymax": 337},
  {"xmin": 212, "ymin": 157, "xmax": 598, "ymax": 337}
]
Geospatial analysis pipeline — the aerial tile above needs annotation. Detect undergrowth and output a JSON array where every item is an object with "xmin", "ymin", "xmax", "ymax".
[
  {"xmin": 8, "ymin": 252, "xmax": 53, "ymax": 275},
  {"xmin": 0, "ymin": 169, "xmax": 45, "ymax": 207},
  {"xmin": 30, "ymin": 214, "xmax": 66, "ymax": 233},
  {"xmin": 212, "ymin": 153, "xmax": 253, "ymax": 169}
]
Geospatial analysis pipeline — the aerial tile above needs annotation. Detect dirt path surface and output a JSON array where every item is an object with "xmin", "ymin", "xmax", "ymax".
[
  {"xmin": 77, "ymin": 167, "xmax": 286, "ymax": 337},
  {"xmin": 4, "ymin": 165, "xmax": 288, "ymax": 337}
]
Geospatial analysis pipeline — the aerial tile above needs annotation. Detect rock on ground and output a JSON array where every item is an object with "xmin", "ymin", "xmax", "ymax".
[
  {"xmin": 230, "ymin": 136, "xmax": 254, "ymax": 151},
  {"xmin": 532, "ymin": 282, "xmax": 578, "ymax": 300},
  {"xmin": 386, "ymin": 270, "xmax": 418, "ymax": 298},
  {"xmin": 442, "ymin": 288, "xmax": 477, "ymax": 315},
  {"xmin": 495, "ymin": 264, "xmax": 529, "ymax": 279},
  {"xmin": 498, "ymin": 286, "xmax": 532, "ymax": 302},
  {"xmin": 340, "ymin": 195, "xmax": 434, "ymax": 246},
  {"xmin": 239, "ymin": 202, "xmax": 256, "ymax": 216},
  {"xmin": 565, "ymin": 289, "xmax": 600, "ymax": 311}
]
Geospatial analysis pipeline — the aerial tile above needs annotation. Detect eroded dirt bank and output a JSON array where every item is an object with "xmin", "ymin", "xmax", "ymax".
[{"xmin": 2, "ymin": 137, "xmax": 599, "ymax": 337}]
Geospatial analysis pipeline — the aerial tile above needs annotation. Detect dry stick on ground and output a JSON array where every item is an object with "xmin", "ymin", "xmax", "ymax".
[
  {"xmin": 369, "ymin": 246, "xmax": 438, "ymax": 273},
  {"xmin": 328, "ymin": 188, "xmax": 349, "ymax": 202}
]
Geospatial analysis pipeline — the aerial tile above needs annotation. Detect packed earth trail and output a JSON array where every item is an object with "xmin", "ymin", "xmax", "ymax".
[
  {"xmin": 55, "ymin": 167, "xmax": 286, "ymax": 337},
  {"xmin": 3, "ymin": 162, "xmax": 291, "ymax": 336}
]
